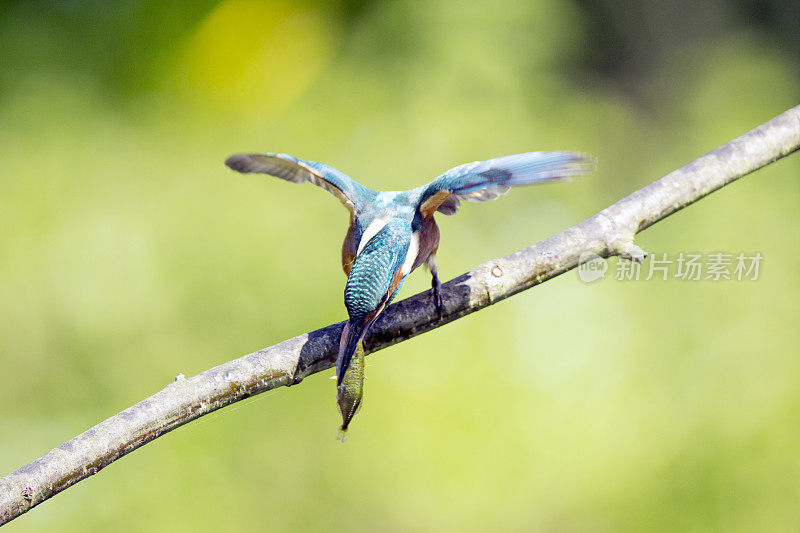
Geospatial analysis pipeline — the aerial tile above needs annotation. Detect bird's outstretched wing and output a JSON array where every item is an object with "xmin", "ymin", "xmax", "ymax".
[
  {"xmin": 225, "ymin": 153, "xmax": 372, "ymax": 213},
  {"xmin": 418, "ymin": 151, "xmax": 594, "ymax": 217}
]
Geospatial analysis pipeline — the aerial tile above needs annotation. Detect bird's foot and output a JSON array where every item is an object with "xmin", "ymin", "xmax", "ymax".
[
  {"xmin": 433, "ymin": 291, "xmax": 445, "ymax": 315},
  {"xmin": 431, "ymin": 274, "xmax": 445, "ymax": 316}
]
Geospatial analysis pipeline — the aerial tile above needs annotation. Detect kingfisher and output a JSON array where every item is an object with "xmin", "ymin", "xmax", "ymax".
[{"xmin": 226, "ymin": 150, "xmax": 593, "ymax": 430}]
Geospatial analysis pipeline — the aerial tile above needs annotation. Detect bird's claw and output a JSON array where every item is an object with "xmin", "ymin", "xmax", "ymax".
[{"xmin": 431, "ymin": 286, "xmax": 445, "ymax": 316}]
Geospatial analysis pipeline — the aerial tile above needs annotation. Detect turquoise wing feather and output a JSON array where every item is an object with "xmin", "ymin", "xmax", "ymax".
[
  {"xmin": 225, "ymin": 152, "xmax": 374, "ymax": 213},
  {"xmin": 419, "ymin": 151, "xmax": 594, "ymax": 215}
]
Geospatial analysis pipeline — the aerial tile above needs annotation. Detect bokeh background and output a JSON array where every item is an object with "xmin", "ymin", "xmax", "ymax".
[{"xmin": 1, "ymin": 0, "xmax": 799, "ymax": 530}]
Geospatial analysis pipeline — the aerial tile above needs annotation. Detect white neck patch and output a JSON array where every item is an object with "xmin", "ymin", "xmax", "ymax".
[
  {"xmin": 356, "ymin": 216, "xmax": 390, "ymax": 256},
  {"xmin": 400, "ymin": 232, "xmax": 420, "ymax": 276}
]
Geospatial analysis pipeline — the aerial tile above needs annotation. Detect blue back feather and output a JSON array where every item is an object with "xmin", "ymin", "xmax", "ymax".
[
  {"xmin": 338, "ymin": 219, "xmax": 411, "ymax": 383},
  {"xmin": 344, "ymin": 219, "xmax": 410, "ymax": 323}
]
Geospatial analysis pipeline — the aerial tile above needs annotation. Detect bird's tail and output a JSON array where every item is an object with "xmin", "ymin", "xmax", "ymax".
[{"xmin": 337, "ymin": 320, "xmax": 365, "ymax": 387}]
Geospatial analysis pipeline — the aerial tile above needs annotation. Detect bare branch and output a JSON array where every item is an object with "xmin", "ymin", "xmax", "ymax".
[{"xmin": 1, "ymin": 104, "xmax": 798, "ymax": 526}]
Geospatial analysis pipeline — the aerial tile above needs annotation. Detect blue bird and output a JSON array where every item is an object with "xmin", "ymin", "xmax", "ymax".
[{"xmin": 225, "ymin": 151, "xmax": 593, "ymax": 391}]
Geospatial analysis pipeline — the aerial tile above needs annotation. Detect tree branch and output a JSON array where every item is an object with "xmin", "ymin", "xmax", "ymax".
[{"xmin": 2, "ymin": 105, "xmax": 798, "ymax": 526}]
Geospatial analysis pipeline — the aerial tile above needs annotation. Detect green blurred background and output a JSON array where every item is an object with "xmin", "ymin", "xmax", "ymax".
[{"xmin": 1, "ymin": 0, "xmax": 799, "ymax": 530}]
